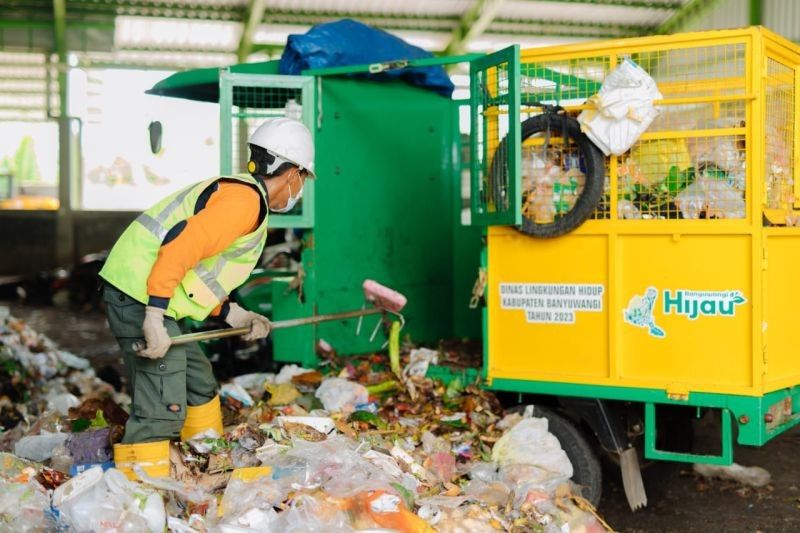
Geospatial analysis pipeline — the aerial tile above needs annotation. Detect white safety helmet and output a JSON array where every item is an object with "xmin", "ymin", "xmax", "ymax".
[{"xmin": 247, "ymin": 117, "xmax": 315, "ymax": 178}]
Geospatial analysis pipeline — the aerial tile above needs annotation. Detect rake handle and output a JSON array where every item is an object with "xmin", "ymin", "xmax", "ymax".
[{"xmin": 132, "ymin": 307, "xmax": 384, "ymax": 352}]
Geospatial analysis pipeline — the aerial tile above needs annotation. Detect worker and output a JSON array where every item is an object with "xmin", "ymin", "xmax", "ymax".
[{"xmin": 98, "ymin": 118, "xmax": 314, "ymax": 480}]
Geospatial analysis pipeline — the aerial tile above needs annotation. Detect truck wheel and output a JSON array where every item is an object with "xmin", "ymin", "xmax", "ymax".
[
  {"xmin": 491, "ymin": 113, "xmax": 606, "ymax": 238},
  {"xmin": 509, "ymin": 405, "xmax": 603, "ymax": 506}
]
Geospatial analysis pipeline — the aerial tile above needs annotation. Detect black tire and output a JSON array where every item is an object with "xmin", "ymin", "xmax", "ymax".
[
  {"xmin": 510, "ymin": 405, "xmax": 603, "ymax": 506},
  {"xmin": 491, "ymin": 113, "xmax": 605, "ymax": 238}
]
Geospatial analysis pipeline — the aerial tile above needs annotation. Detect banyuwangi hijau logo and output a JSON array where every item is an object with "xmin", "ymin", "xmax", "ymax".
[
  {"xmin": 624, "ymin": 287, "xmax": 746, "ymax": 338},
  {"xmin": 662, "ymin": 289, "xmax": 746, "ymax": 320}
]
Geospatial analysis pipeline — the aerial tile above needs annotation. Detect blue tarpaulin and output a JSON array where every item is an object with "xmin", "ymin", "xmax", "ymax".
[{"xmin": 279, "ymin": 19, "xmax": 454, "ymax": 98}]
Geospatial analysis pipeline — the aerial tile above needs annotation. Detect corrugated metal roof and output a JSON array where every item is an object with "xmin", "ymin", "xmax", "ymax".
[
  {"xmin": 263, "ymin": 0, "xmax": 473, "ymax": 17},
  {"xmin": 498, "ymin": 1, "xmax": 676, "ymax": 26},
  {"xmin": 0, "ymin": 0, "xmax": 796, "ymax": 69}
]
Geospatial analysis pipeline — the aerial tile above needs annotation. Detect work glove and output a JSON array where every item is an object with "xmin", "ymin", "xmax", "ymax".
[
  {"xmin": 140, "ymin": 306, "xmax": 171, "ymax": 359},
  {"xmin": 225, "ymin": 302, "xmax": 271, "ymax": 341}
]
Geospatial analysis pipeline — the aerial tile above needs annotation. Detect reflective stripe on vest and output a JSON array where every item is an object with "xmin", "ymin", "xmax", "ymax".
[
  {"xmin": 99, "ymin": 174, "xmax": 268, "ymax": 321},
  {"xmin": 134, "ymin": 186, "xmax": 197, "ymax": 241},
  {"xmin": 191, "ymin": 230, "xmax": 265, "ymax": 301}
]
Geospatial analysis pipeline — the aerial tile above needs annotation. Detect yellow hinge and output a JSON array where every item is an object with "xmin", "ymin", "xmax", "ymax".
[
  {"xmin": 666, "ymin": 383, "xmax": 690, "ymax": 401},
  {"xmin": 762, "ymin": 245, "xmax": 768, "ymax": 270}
]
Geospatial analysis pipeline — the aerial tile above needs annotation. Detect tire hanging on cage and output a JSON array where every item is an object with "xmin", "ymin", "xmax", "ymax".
[{"xmin": 490, "ymin": 113, "xmax": 606, "ymax": 238}]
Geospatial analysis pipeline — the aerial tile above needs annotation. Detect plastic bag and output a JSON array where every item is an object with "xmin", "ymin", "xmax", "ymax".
[
  {"xmin": 46, "ymin": 392, "xmax": 81, "ymax": 415},
  {"xmin": 275, "ymin": 364, "xmax": 316, "ymax": 385},
  {"xmin": 315, "ymin": 378, "xmax": 368, "ymax": 414},
  {"xmin": 0, "ymin": 478, "xmax": 54, "ymax": 532},
  {"xmin": 271, "ymin": 494, "xmax": 353, "ymax": 533},
  {"xmin": 675, "ymin": 175, "xmax": 745, "ymax": 219},
  {"xmin": 14, "ymin": 431, "xmax": 69, "ymax": 461},
  {"xmin": 578, "ymin": 59, "xmax": 662, "ymax": 156},
  {"xmin": 403, "ymin": 348, "xmax": 439, "ymax": 379},
  {"xmin": 693, "ymin": 462, "xmax": 771, "ymax": 488},
  {"xmin": 617, "ymin": 199, "xmax": 643, "ymax": 219},
  {"xmin": 491, "ymin": 418, "xmax": 573, "ymax": 479},
  {"xmin": 220, "ymin": 382, "xmax": 255, "ymax": 408},
  {"xmin": 464, "ymin": 478, "xmax": 511, "ymax": 506},
  {"xmin": 233, "ymin": 372, "xmax": 275, "ymax": 391},
  {"xmin": 52, "ymin": 466, "xmax": 166, "ymax": 532},
  {"xmin": 219, "ymin": 477, "xmax": 286, "ymax": 529},
  {"xmin": 280, "ymin": 436, "xmax": 400, "ymax": 497}
]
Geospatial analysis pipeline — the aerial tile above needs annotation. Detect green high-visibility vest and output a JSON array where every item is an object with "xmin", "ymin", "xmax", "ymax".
[{"xmin": 100, "ymin": 174, "xmax": 269, "ymax": 320}]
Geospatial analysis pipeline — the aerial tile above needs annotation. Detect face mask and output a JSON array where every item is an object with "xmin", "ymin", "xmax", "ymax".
[{"xmin": 271, "ymin": 172, "xmax": 304, "ymax": 213}]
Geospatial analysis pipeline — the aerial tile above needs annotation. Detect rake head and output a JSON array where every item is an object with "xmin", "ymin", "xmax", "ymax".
[{"xmin": 362, "ymin": 279, "xmax": 407, "ymax": 313}]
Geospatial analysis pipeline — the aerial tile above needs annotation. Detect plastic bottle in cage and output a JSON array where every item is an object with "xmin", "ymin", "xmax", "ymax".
[{"xmin": 284, "ymin": 98, "xmax": 302, "ymax": 121}]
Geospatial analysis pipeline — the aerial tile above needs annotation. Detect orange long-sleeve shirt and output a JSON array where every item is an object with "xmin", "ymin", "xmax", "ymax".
[{"xmin": 146, "ymin": 181, "xmax": 263, "ymax": 315}]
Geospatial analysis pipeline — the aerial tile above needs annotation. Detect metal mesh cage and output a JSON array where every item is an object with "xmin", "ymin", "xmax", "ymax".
[
  {"xmin": 219, "ymin": 72, "xmax": 314, "ymax": 228},
  {"xmin": 473, "ymin": 60, "xmax": 512, "ymax": 220},
  {"xmin": 622, "ymin": 44, "xmax": 747, "ymax": 220},
  {"xmin": 228, "ymin": 85, "xmax": 304, "ymax": 175},
  {"xmin": 519, "ymin": 56, "xmax": 610, "ymax": 221},
  {"xmin": 516, "ymin": 39, "xmax": 752, "ymax": 223},
  {"xmin": 764, "ymin": 58, "xmax": 795, "ymax": 213}
]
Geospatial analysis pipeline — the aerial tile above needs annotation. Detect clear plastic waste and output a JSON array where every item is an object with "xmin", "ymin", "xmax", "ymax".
[
  {"xmin": 675, "ymin": 174, "xmax": 745, "ymax": 219},
  {"xmin": 271, "ymin": 494, "xmax": 353, "ymax": 533},
  {"xmin": 275, "ymin": 364, "xmax": 317, "ymax": 384},
  {"xmin": 52, "ymin": 466, "xmax": 166, "ymax": 532},
  {"xmin": 219, "ymin": 477, "xmax": 286, "ymax": 530},
  {"xmin": 220, "ymin": 382, "xmax": 255, "ymax": 407},
  {"xmin": 46, "ymin": 392, "xmax": 81, "ymax": 415},
  {"xmin": 693, "ymin": 462, "xmax": 771, "ymax": 488},
  {"xmin": 491, "ymin": 418, "xmax": 573, "ymax": 480},
  {"xmin": 14, "ymin": 431, "xmax": 69, "ymax": 462},
  {"xmin": 233, "ymin": 372, "xmax": 275, "ymax": 391},
  {"xmin": 617, "ymin": 199, "xmax": 643, "ymax": 219},
  {"xmin": 403, "ymin": 348, "xmax": 439, "ymax": 379},
  {"xmin": 0, "ymin": 478, "xmax": 54, "ymax": 532},
  {"xmin": 315, "ymin": 378, "xmax": 369, "ymax": 414}
]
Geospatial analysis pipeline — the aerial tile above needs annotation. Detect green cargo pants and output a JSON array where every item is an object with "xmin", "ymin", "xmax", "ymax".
[{"xmin": 103, "ymin": 283, "xmax": 218, "ymax": 443}]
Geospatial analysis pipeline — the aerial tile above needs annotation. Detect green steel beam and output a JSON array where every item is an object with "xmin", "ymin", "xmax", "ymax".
[
  {"xmin": 445, "ymin": 0, "xmax": 508, "ymax": 56},
  {"xmin": 749, "ymin": 0, "xmax": 762, "ymax": 25},
  {"xmin": 237, "ymin": 0, "xmax": 267, "ymax": 62},
  {"xmin": 655, "ymin": 0, "xmax": 727, "ymax": 34}
]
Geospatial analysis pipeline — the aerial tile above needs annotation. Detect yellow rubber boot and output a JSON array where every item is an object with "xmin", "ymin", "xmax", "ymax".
[
  {"xmin": 180, "ymin": 395, "xmax": 224, "ymax": 442},
  {"xmin": 113, "ymin": 440, "xmax": 170, "ymax": 481}
]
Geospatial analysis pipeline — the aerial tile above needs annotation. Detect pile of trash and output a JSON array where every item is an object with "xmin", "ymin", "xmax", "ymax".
[{"xmin": 0, "ymin": 309, "xmax": 611, "ymax": 532}]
